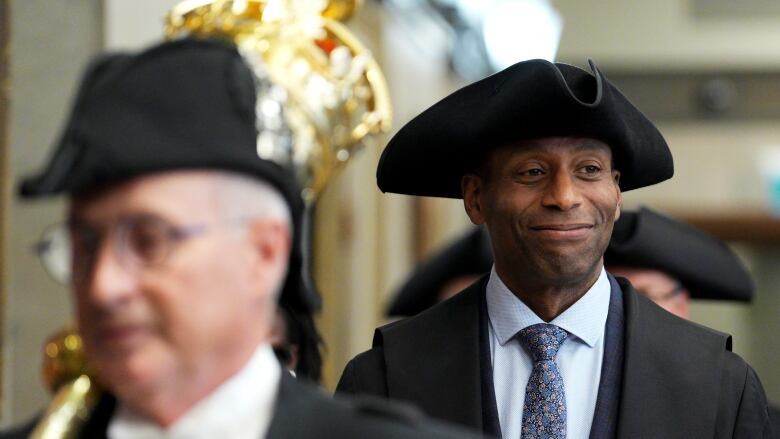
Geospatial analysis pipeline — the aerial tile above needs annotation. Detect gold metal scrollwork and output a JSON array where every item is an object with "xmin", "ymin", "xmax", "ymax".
[{"xmin": 165, "ymin": 0, "xmax": 392, "ymax": 202}]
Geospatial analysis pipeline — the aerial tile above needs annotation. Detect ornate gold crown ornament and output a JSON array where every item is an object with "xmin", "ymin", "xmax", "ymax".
[{"xmin": 165, "ymin": 0, "xmax": 392, "ymax": 202}]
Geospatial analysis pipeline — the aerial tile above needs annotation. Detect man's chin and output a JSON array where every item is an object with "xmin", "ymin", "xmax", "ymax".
[
  {"xmin": 91, "ymin": 348, "xmax": 168, "ymax": 397},
  {"xmin": 535, "ymin": 253, "xmax": 602, "ymax": 286}
]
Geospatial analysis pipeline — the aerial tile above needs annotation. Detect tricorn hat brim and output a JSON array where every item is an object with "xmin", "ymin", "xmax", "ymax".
[
  {"xmin": 605, "ymin": 207, "xmax": 754, "ymax": 302},
  {"xmin": 377, "ymin": 59, "xmax": 673, "ymax": 198}
]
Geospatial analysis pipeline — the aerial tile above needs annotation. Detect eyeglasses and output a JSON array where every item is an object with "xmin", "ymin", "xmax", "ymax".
[{"xmin": 34, "ymin": 215, "xmax": 209, "ymax": 286}]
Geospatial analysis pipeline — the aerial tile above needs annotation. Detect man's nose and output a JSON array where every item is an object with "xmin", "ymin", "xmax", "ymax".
[
  {"xmin": 541, "ymin": 170, "xmax": 582, "ymax": 211},
  {"xmin": 81, "ymin": 237, "xmax": 138, "ymax": 307}
]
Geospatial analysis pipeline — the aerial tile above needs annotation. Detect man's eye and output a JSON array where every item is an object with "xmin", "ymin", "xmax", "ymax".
[
  {"xmin": 580, "ymin": 165, "xmax": 602, "ymax": 174},
  {"xmin": 127, "ymin": 220, "xmax": 170, "ymax": 264},
  {"xmin": 519, "ymin": 168, "xmax": 545, "ymax": 177}
]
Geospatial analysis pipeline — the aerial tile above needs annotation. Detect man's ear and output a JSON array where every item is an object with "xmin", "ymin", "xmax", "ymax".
[
  {"xmin": 462, "ymin": 174, "xmax": 486, "ymax": 225},
  {"xmin": 246, "ymin": 219, "xmax": 292, "ymax": 296},
  {"xmin": 249, "ymin": 220, "xmax": 291, "ymax": 261}
]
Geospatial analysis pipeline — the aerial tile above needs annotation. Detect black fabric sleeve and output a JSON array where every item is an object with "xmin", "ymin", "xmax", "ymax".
[
  {"xmin": 768, "ymin": 405, "xmax": 780, "ymax": 439},
  {"xmin": 336, "ymin": 358, "xmax": 359, "ymax": 395},
  {"xmin": 732, "ymin": 364, "xmax": 773, "ymax": 438},
  {"xmin": 335, "ymin": 347, "xmax": 389, "ymax": 398}
]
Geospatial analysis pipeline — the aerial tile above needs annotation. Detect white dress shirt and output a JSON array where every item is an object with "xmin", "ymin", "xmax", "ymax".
[
  {"xmin": 108, "ymin": 344, "xmax": 281, "ymax": 439},
  {"xmin": 487, "ymin": 266, "xmax": 611, "ymax": 439}
]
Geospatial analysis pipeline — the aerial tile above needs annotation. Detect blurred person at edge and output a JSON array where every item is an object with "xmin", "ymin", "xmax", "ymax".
[
  {"xmin": 0, "ymin": 39, "xmax": 485, "ymax": 439},
  {"xmin": 337, "ymin": 58, "xmax": 773, "ymax": 438}
]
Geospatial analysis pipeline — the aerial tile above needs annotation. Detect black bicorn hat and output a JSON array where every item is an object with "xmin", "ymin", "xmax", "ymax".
[
  {"xmin": 376, "ymin": 59, "xmax": 674, "ymax": 198},
  {"xmin": 605, "ymin": 207, "xmax": 754, "ymax": 302},
  {"xmin": 387, "ymin": 227, "xmax": 493, "ymax": 316},
  {"xmin": 19, "ymin": 38, "xmax": 319, "ymax": 311}
]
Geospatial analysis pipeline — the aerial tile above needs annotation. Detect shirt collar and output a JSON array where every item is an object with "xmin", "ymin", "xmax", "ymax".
[
  {"xmin": 108, "ymin": 343, "xmax": 281, "ymax": 439},
  {"xmin": 486, "ymin": 265, "xmax": 611, "ymax": 348}
]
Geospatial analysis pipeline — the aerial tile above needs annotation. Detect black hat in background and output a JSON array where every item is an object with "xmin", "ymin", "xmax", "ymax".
[
  {"xmin": 377, "ymin": 59, "xmax": 673, "ymax": 198},
  {"xmin": 387, "ymin": 227, "xmax": 493, "ymax": 317},
  {"xmin": 605, "ymin": 207, "xmax": 754, "ymax": 302},
  {"xmin": 19, "ymin": 38, "xmax": 319, "ymax": 312}
]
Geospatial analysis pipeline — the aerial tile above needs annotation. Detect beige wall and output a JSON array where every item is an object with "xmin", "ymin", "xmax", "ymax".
[
  {"xmin": 5, "ymin": 0, "xmax": 103, "ymax": 424},
  {"xmin": 554, "ymin": 0, "xmax": 780, "ymax": 70}
]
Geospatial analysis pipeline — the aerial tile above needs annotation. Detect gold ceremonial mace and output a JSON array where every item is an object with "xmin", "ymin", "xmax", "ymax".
[
  {"xmin": 30, "ymin": 329, "xmax": 99, "ymax": 439},
  {"xmin": 165, "ymin": 0, "xmax": 391, "ymax": 203}
]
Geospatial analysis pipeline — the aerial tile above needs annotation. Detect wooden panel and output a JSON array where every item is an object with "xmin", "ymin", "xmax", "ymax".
[
  {"xmin": 675, "ymin": 211, "xmax": 780, "ymax": 245},
  {"xmin": 693, "ymin": 0, "xmax": 780, "ymax": 18},
  {"xmin": 608, "ymin": 70, "xmax": 780, "ymax": 122}
]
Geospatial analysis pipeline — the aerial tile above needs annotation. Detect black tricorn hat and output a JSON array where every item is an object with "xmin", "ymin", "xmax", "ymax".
[
  {"xmin": 377, "ymin": 59, "xmax": 673, "ymax": 198},
  {"xmin": 605, "ymin": 207, "xmax": 754, "ymax": 302},
  {"xmin": 19, "ymin": 38, "xmax": 319, "ymax": 311},
  {"xmin": 387, "ymin": 227, "xmax": 493, "ymax": 316}
]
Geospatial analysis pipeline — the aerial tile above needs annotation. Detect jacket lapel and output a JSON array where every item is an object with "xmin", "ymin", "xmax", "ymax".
[
  {"xmin": 588, "ymin": 274, "xmax": 625, "ymax": 439},
  {"xmin": 616, "ymin": 278, "xmax": 730, "ymax": 438},
  {"xmin": 265, "ymin": 373, "xmax": 308, "ymax": 439},
  {"xmin": 479, "ymin": 282, "xmax": 502, "ymax": 438},
  {"xmin": 378, "ymin": 278, "xmax": 486, "ymax": 431}
]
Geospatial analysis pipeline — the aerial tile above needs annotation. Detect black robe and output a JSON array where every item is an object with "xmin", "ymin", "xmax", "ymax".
[
  {"xmin": 2, "ymin": 374, "xmax": 484, "ymax": 439},
  {"xmin": 337, "ymin": 276, "xmax": 774, "ymax": 438}
]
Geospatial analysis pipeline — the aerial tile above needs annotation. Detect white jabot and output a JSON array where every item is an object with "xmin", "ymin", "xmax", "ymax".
[
  {"xmin": 108, "ymin": 344, "xmax": 281, "ymax": 439},
  {"xmin": 487, "ymin": 266, "xmax": 611, "ymax": 439}
]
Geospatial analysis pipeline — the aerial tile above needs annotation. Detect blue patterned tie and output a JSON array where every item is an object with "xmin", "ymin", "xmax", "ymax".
[{"xmin": 518, "ymin": 323, "xmax": 569, "ymax": 439}]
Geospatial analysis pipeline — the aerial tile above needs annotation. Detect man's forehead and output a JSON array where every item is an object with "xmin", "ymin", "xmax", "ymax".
[
  {"xmin": 68, "ymin": 171, "xmax": 224, "ymax": 222},
  {"xmin": 481, "ymin": 137, "xmax": 614, "ymax": 170},
  {"xmin": 503, "ymin": 137, "xmax": 612, "ymax": 155}
]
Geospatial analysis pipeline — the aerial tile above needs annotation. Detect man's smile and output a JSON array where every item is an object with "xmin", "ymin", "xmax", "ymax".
[{"xmin": 529, "ymin": 223, "xmax": 594, "ymax": 241}]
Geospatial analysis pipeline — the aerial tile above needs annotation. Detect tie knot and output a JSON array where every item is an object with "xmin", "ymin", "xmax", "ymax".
[{"xmin": 517, "ymin": 323, "xmax": 568, "ymax": 361}]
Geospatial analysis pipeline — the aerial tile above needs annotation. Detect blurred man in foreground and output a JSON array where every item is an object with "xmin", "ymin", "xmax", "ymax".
[{"xmin": 2, "ymin": 39, "xmax": 481, "ymax": 439}]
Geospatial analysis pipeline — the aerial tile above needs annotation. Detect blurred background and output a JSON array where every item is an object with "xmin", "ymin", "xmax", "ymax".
[{"xmin": 2, "ymin": 0, "xmax": 780, "ymax": 425}]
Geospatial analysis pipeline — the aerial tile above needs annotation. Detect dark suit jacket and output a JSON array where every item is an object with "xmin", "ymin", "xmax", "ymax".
[
  {"xmin": 337, "ymin": 276, "xmax": 774, "ymax": 438},
  {"xmin": 1, "ymin": 374, "xmax": 483, "ymax": 439}
]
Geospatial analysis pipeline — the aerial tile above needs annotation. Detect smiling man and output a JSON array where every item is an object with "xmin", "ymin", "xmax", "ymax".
[
  {"xmin": 337, "ymin": 60, "xmax": 772, "ymax": 438},
  {"xmin": 465, "ymin": 137, "xmax": 619, "ymax": 323}
]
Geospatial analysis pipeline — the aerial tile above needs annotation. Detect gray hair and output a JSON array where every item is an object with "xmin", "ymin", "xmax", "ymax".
[
  {"xmin": 213, "ymin": 171, "xmax": 293, "ymax": 299},
  {"xmin": 214, "ymin": 172, "xmax": 292, "ymax": 227}
]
